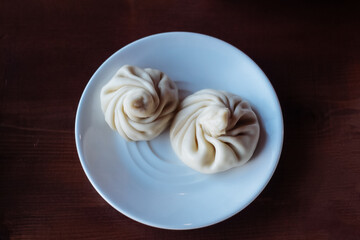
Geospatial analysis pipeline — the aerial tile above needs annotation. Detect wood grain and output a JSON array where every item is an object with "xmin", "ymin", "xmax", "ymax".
[{"xmin": 1, "ymin": 1, "xmax": 360, "ymax": 239}]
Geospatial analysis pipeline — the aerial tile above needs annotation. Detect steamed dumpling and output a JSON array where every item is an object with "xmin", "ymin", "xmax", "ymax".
[
  {"xmin": 100, "ymin": 65, "xmax": 179, "ymax": 141},
  {"xmin": 170, "ymin": 89, "xmax": 260, "ymax": 174}
]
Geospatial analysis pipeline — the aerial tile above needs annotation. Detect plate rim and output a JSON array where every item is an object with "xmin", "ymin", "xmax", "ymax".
[{"xmin": 75, "ymin": 31, "xmax": 284, "ymax": 230}]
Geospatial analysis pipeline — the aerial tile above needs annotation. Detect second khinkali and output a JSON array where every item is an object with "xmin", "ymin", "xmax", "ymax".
[{"xmin": 170, "ymin": 89, "xmax": 260, "ymax": 174}]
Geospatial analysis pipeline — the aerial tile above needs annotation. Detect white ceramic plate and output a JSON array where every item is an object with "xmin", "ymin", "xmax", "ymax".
[{"xmin": 75, "ymin": 32, "xmax": 283, "ymax": 230}]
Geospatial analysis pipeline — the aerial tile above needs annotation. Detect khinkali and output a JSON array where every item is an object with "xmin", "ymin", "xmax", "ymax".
[
  {"xmin": 100, "ymin": 65, "xmax": 179, "ymax": 141},
  {"xmin": 170, "ymin": 89, "xmax": 260, "ymax": 174}
]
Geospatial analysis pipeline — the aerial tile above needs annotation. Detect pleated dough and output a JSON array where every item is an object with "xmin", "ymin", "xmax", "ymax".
[
  {"xmin": 100, "ymin": 65, "xmax": 179, "ymax": 141},
  {"xmin": 170, "ymin": 89, "xmax": 260, "ymax": 174}
]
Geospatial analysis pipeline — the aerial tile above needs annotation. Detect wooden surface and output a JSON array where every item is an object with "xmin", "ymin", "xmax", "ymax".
[{"xmin": 1, "ymin": 1, "xmax": 360, "ymax": 239}]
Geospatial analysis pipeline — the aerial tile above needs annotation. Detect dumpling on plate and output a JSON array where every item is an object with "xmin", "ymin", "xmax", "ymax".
[
  {"xmin": 100, "ymin": 65, "xmax": 179, "ymax": 141},
  {"xmin": 170, "ymin": 89, "xmax": 260, "ymax": 174}
]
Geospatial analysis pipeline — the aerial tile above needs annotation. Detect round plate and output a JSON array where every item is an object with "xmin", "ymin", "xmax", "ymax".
[{"xmin": 75, "ymin": 32, "xmax": 283, "ymax": 230}]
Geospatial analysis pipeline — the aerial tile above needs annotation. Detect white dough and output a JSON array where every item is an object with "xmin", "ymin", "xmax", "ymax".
[
  {"xmin": 170, "ymin": 89, "xmax": 260, "ymax": 174},
  {"xmin": 100, "ymin": 65, "xmax": 179, "ymax": 141}
]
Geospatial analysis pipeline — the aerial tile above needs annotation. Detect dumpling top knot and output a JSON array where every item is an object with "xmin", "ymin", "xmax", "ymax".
[
  {"xmin": 198, "ymin": 106, "xmax": 230, "ymax": 138},
  {"xmin": 100, "ymin": 65, "xmax": 179, "ymax": 141}
]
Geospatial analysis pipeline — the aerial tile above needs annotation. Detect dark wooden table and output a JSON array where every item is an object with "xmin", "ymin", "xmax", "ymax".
[{"xmin": 1, "ymin": 1, "xmax": 360, "ymax": 239}]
